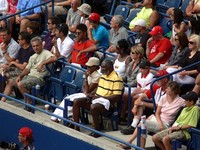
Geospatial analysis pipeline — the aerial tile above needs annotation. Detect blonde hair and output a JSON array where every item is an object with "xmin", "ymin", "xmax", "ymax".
[
  {"xmin": 189, "ymin": 34, "xmax": 200, "ymax": 51},
  {"xmin": 131, "ymin": 45, "xmax": 144, "ymax": 58}
]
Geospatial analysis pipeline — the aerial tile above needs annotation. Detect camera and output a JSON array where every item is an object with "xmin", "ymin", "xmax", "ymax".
[{"xmin": 0, "ymin": 141, "xmax": 19, "ymax": 150}]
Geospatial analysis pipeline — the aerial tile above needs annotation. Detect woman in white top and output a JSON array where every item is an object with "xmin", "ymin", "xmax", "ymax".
[{"xmin": 113, "ymin": 39, "xmax": 131, "ymax": 78}]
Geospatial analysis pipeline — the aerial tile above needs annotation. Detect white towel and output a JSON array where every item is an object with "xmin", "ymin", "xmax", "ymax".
[{"xmin": 92, "ymin": 97, "xmax": 110, "ymax": 110}]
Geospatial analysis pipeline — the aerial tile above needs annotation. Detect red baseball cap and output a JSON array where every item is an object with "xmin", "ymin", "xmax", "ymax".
[
  {"xmin": 88, "ymin": 13, "xmax": 100, "ymax": 22},
  {"xmin": 19, "ymin": 127, "xmax": 33, "ymax": 139},
  {"xmin": 149, "ymin": 26, "xmax": 163, "ymax": 36},
  {"xmin": 154, "ymin": 69, "xmax": 168, "ymax": 78}
]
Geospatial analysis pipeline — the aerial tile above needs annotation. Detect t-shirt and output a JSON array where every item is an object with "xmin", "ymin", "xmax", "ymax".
[
  {"xmin": 66, "ymin": 8, "xmax": 81, "ymax": 27},
  {"xmin": 148, "ymin": 38, "xmax": 172, "ymax": 67},
  {"xmin": 7, "ymin": 0, "xmax": 17, "ymax": 14},
  {"xmin": 174, "ymin": 105, "xmax": 200, "ymax": 139},
  {"xmin": 158, "ymin": 95, "xmax": 185, "ymax": 125},
  {"xmin": 17, "ymin": 46, "xmax": 34, "ymax": 64},
  {"xmin": 136, "ymin": 71, "xmax": 154, "ymax": 89},
  {"xmin": 43, "ymin": 32, "xmax": 55, "ymax": 51},
  {"xmin": 71, "ymin": 39, "xmax": 94, "ymax": 66},
  {"xmin": 145, "ymin": 84, "xmax": 161, "ymax": 102}
]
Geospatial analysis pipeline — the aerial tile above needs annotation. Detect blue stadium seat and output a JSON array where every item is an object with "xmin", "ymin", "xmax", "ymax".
[
  {"xmin": 158, "ymin": 16, "xmax": 172, "ymax": 36},
  {"xmin": 180, "ymin": 0, "xmax": 190, "ymax": 14},
  {"xmin": 123, "ymin": 9, "xmax": 141, "ymax": 29},
  {"xmin": 157, "ymin": 0, "xmax": 182, "ymax": 14}
]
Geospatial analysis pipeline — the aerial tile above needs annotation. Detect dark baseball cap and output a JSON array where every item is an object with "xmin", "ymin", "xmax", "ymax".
[
  {"xmin": 181, "ymin": 91, "xmax": 198, "ymax": 102},
  {"xmin": 139, "ymin": 59, "xmax": 151, "ymax": 69}
]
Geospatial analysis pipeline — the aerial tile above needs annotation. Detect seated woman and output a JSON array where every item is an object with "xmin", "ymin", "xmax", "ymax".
[
  {"xmin": 113, "ymin": 39, "xmax": 131, "ymax": 78},
  {"xmin": 167, "ymin": 34, "xmax": 200, "ymax": 85},
  {"xmin": 50, "ymin": 57, "xmax": 101, "ymax": 123},
  {"xmin": 119, "ymin": 81, "xmax": 185, "ymax": 149},
  {"xmin": 163, "ymin": 32, "xmax": 189, "ymax": 69}
]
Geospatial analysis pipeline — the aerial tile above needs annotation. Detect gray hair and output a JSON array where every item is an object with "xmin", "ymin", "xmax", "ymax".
[
  {"xmin": 113, "ymin": 15, "xmax": 124, "ymax": 27},
  {"xmin": 30, "ymin": 36, "xmax": 42, "ymax": 45}
]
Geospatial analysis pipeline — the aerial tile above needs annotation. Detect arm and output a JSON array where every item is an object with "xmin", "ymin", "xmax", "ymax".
[
  {"xmin": 37, "ymin": 55, "xmax": 57, "ymax": 72},
  {"xmin": 23, "ymin": 13, "xmax": 41, "ymax": 20},
  {"xmin": 149, "ymin": 52, "xmax": 164, "ymax": 64},
  {"xmin": 16, "ymin": 68, "xmax": 30, "ymax": 83},
  {"xmin": 1, "ymin": 43, "xmax": 15, "ymax": 63},
  {"xmin": 49, "ymin": 0, "xmax": 72, "ymax": 7},
  {"xmin": 9, "ymin": 61, "xmax": 28, "ymax": 70},
  {"xmin": 155, "ymin": 105, "xmax": 164, "ymax": 131},
  {"xmin": 186, "ymin": 0, "xmax": 195, "ymax": 17},
  {"xmin": 149, "ymin": 11, "xmax": 160, "ymax": 28}
]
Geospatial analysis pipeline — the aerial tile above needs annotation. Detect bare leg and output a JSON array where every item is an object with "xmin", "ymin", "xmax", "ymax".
[
  {"xmin": 163, "ymin": 135, "xmax": 172, "ymax": 150},
  {"xmin": 1, "ymin": 79, "xmax": 16, "ymax": 102},
  {"xmin": 17, "ymin": 81, "xmax": 30, "ymax": 103},
  {"xmin": 20, "ymin": 19, "xmax": 30, "ymax": 32},
  {"xmin": 120, "ymin": 93, "xmax": 128, "ymax": 119},
  {"xmin": 152, "ymin": 134, "xmax": 166, "ymax": 150}
]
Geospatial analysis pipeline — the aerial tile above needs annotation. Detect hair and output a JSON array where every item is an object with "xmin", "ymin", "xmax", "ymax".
[
  {"xmin": 167, "ymin": 81, "xmax": 180, "ymax": 95},
  {"xmin": 189, "ymin": 15, "xmax": 200, "ymax": 35},
  {"xmin": 175, "ymin": 32, "xmax": 189, "ymax": 49},
  {"xmin": 117, "ymin": 39, "xmax": 130, "ymax": 55},
  {"xmin": 113, "ymin": 15, "xmax": 124, "ymax": 27},
  {"xmin": 48, "ymin": 16, "xmax": 61, "ymax": 25},
  {"xmin": 56, "ymin": 23, "xmax": 69, "ymax": 36},
  {"xmin": 189, "ymin": 34, "xmax": 200, "ymax": 50},
  {"xmin": 131, "ymin": 45, "xmax": 144, "ymax": 58},
  {"xmin": 0, "ymin": 28, "xmax": 11, "ymax": 34},
  {"xmin": 30, "ymin": 36, "xmax": 42, "ymax": 45},
  {"xmin": 102, "ymin": 59, "xmax": 113, "ymax": 68},
  {"xmin": 173, "ymin": 8, "xmax": 184, "ymax": 24},
  {"xmin": 27, "ymin": 21, "xmax": 41, "ymax": 34},
  {"xmin": 18, "ymin": 31, "xmax": 31, "ymax": 43},
  {"xmin": 76, "ymin": 23, "xmax": 87, "ymax": 33},
  {"xmin": 151, "ymin": 0, "xmax": 157, "ymax": 6}
]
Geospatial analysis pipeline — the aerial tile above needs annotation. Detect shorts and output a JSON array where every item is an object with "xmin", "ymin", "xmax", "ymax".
[
  {"xmin": 156, "ymin": 128, "xmax": 186, "ymax": 141},
  {"xmin": 7, "ymin": 67, "xmax": 22, "ymax": 78},
  {"xmin": 20, "ymin": 75, "xmax": 45, "ymax": 90}
]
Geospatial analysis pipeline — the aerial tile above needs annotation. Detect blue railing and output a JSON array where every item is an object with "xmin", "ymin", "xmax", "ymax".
[{"xmin": 150, "ymin": 60, "xmax": 200, "ymax": 112}]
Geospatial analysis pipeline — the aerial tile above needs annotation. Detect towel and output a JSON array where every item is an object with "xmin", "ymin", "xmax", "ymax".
[{"xmin": 92, "ymin": 97, "xmax": 110, "ymax": 110}]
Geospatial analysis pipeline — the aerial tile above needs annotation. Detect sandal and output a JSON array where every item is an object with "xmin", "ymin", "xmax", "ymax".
[{"xmin": 117, "ymin": 143, "xmax": 131, "ymax": 149}]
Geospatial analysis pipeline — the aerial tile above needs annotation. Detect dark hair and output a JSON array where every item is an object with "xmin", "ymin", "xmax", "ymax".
[
  {"xmin": 27, "ymin": 21, "xmax": 41, "ymax": 34},
  {"xmin": 76, "ymin": 23, "xmax": 87, "ymax": 33},
  {"xmin": 56, "ymin": 23, "xmax": 69, "ymax": 36},
  {"xmin": 151, "ymin": 0, "xmax": 157, "ymax": 6},
  {"xmin": 18, "ymin": 31, "xmax": 31, "ymax": 43},
  {"xmin": 173, "ymin": 8, "xmax": 184, "ymax": 24},
  {"xmin": 102, "ymin": 59, "xmax": 113, "ymax": 68},
  {"xmin": 48, "ymin": 16, "xmax": 61, "ymax": 25},
  {"xmin": 189, "ymin": 15, "xmax": 200, "ymax": 35},
  {"xmin": 175, "ymin": 32, "xmax": 189, "ymax": 49},
  {"xmin": 0, "ymin": 28, "xmax": 11, "ymax": 34},
  {"xmin": 117, "ymin": 39, "xmax": 130, "ymax": 55},
  {"xmin": 167, "ymin": 81, "xmax": 180, "ymax": 95}
]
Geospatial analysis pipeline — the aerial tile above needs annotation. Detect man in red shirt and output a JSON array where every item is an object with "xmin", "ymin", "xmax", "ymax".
[
  {"xmin": 146, "ymin": 26, "xmax": 172, "ymax": 67},
  {"xmin": 70, "ymin": 23, "xmax": 97, "ymax": 67}
]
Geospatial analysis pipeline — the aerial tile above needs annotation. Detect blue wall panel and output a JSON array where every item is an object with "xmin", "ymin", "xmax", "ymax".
[{"xmin": 0, "ymin": 109, "xmax": 102, "ymax": 150}]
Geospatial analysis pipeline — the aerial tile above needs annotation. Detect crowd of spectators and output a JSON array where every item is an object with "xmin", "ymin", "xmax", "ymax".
[{"xmin": 0, "ymin": 0, "xmax": 200, "ymax": 149}]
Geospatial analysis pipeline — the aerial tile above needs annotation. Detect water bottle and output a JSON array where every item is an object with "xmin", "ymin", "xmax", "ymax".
[
  {"xmin": 141, "ymin": 115, "xmax": 147, "ymax": 138},
  {"xmin": 35, "ymin": 83, "xmax": 40, "ymax": 96}
]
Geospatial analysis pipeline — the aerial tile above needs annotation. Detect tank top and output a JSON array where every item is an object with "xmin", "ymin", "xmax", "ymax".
[{"xmin": 114, "ymin": 55, "xmax": 129, "ymax": 77}]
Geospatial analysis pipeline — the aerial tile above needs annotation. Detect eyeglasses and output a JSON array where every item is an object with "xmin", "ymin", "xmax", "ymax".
[
  {"xmin": 189, "ymin": 41, "xmax": 195, "ymax": 45},
  {"xmin": 175, "ymin": 38, "xmax": 179, "ymax": 41},
  {"xmin": 47, "ymin": 22, "xmax": 52, "ymax": 25}
]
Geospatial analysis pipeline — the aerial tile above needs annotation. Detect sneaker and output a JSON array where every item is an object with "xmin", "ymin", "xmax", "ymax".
[
  {"xmin": 89, "ymin": 132, "xmax": 101, "ymax": 138},
  {"xmin": 120, "ymin": 126, "xmax": 135, "ymax": 135}
]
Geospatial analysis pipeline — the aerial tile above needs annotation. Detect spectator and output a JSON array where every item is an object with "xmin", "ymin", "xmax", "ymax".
[
  {"xmin": 188, "ymin": 14, "xmax": 200, "ymax": 35},
  {"xmin": 0, "ymin": 28, "xmax": 20, "ymax": 72},
  {"xmin": 121, "ymin": 69, "xmax": 170, "ymax": 135},
  {"xmin": 167, "ymin": 34, "xmax": 200, "ymax": 85},
  {"xmin": 186, "ymin": 0, "xmax": 200, "ymax": 17},
  {"xmin": 51, "ymin": 57, "xmax": 101, "ymax": 122},
  {"xmin": 130, "ymin": 19, "xmax": 151, "ymax": 56},
  {"xmin": 152, "ymin": 91, "xmax": 200, "ymax": 150},
  {"xmin": 120, "ymin": 59, "xmax": 154, "ymax": 125},
  {"xmin": 87, "ymin": 13, "xmax": 109, "ymax": 49},
  {"xmin": 42, "ymin": 16, "xmax": 61, "ymax": 51},
  {"xmin": 70, "ymin": 24, "xmax": 97, "ymax": 67},
  {"xmin": 51, "ymin": 23, "xmax": 74, "ymax": 60},
  {"xmin": 15, "ymin": 0, "xmax": 42, "ymax": 32},
  {"xmin": 107, "ymin": 15, "xmax": 129, "ymax": 53},
  {"xmin": 43, "ymin": 0, "xmax": 71, "ymax": 17},
  {"xmin": 0, "ymin": 0, "xmax": 8, "ymax": 29},
  {"xmin": 18, "ymin": 127, "xmax": 35, "ymax": 150},
  {"xmin": 146, "ymin": 26, "xmax": 173, "ymax": 67},
  {"xmin": 77, "ymin": 3, "xmax": 91, "ymax": 26},
  {"xmin": 26, "ymin": 21, "xmax": 40, "ymax": 39},
  {"xmin": 169, "ymin": 8, "xmax": 188, "ymax": 42},
  {"xmin": 119, "ymin": 81, "xmax": 185, "ymax": 149},
  {"xmin": 73, "ymin": 59, "xmax": 123, "ymax": 137},
  {"xmin": 16, "ymin": 36, "xmax": 57, "ymax": 105},
  {"xmin": 129, "ymin": 0, "xmax": 159, "ymax": 29},
  {"xmin": 163, "ymin": 32, "xmax": 189, "ymax": 69},
  {"xmin": 65, "ymin": 0, "xmax": 81, "ymax": 38},
  {"xmin": 193, "ymin": 73, "xmax": 200, "ymax": 94},
  {"xmin": 113, "ymin": 39, "xmax": 131, "ymax": 78},
  {"xmin": 1, "ymin": 31, "xmax": 34, "ymax": 102}
]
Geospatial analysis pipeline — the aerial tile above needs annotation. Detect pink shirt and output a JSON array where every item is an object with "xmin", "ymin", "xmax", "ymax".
[{"xmin": 158, "ymin": 95, "xmax": 185, "ymax": 125}]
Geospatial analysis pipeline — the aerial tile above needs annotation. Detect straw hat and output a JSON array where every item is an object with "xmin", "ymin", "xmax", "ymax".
[{"xmin": 78, "ymin": 3, "xmax": 91, "ymax": 16}]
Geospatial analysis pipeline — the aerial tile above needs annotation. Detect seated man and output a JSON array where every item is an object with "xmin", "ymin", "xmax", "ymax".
[
  {"xmin": 73, "ymin": 59, "xmax": 124, "ymax": 137},
  {"xmin": 15, "ymin": 0, "xmax": 42, "ymax": 32},
  {"xmin": 121, "ymin": 69, "xmax": 170, "ymax": 135},
  {"xmin": 16, "ymin": 36, "xmax": 57, "ymax": 105},
  {"xmin": 152, "ymin": 91, "xmax": 200, "ymax": 150},
  {"xmin": 51, "ymin": 23, "xmax": 74, "ymax": 61},
  {"xmin": 70, "ymin": 23, "xmax": 97, "ymax": 67},
  {"xmin": 51, "ymin": 57, "xmax": 101, "ymax": 122},
  {"xmin": 87, "ymin": 13, "xmax": 109, "ymax": 49},
  {"xmin": 146, "ymin": 26, "xmax": 172, "ymax": 67},
  {"xmin": 1, "ymin": 31, "xmax": 34, "ymax": 102}
]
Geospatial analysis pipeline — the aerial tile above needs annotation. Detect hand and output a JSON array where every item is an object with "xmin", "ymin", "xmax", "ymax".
[
  {"xmin": 1, "ymin": 42, "xmax": 8, "ymax": 53},
  {"xmin": 9, "ymin": 61, "xmax": 16, "ymax": 67},
  {"xmin": 169, "ymin": 126, "xmax": 180, "ymax": 133},
  {"xmin": 107, "ymin": 45, "xmax": 116, "ymax": 53},
  {"xmin": 51, "ymin": 37, "xmax": 57, "ymax": 46},
  {"xmin": 147, "ymin": 37, "xmax": 153, "ymax": 47},
  {"xmin": 85, "ymin": 70, "xmax": 91, "ymax": 78},
  {"xmin": 48, "ymin": 2, "xmax": 52, "ymax": 7},
  {"xmin": 16, "ymin": 76, "xmax": 22, "ymax": 83},
  {"xmin": 134, "ymin": 99, "xmax": 143, "ymax": 106},
  {"xmin": 134, "ymin": 2, "xmax": 142, "ymax": 8},
  {"xmin": 158, "ymin": 123, "xmax": 164, "ymax": 131},
  {"xmin": 37, "ymin": 63, "xmax": 44, "ymax": 72},
  {"xmin": 178, "ymin": 70, "xmax": 187, "ymax": 79},
  {"xmin": 1, "ymin": 64, "xmax": 9, "ymax": 72}
]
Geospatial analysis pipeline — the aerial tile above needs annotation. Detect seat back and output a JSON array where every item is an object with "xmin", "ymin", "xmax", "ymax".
[
  {"xmin": 165, "ymin": 0, "xmax": 181, "ymax": 8},
  {"xmin": 113, "ymin": 5, "xmax": 130, "ymax": 19},
  {"xmin": 60, "ymin": 66, "xmax": 76, "ymax": 82},
  {"xmin": 126, "ymin": 9, "xmax": 140, "ymax": 23},
  {"xmin": 180, "ymin": 0, "xmax": 190, "ymax": 14},
  {"xmin": 158, "ymin": 17, "xmax": 172, "ymax": 35}
]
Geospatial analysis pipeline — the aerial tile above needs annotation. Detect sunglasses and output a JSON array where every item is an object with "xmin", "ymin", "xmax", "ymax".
[
  {"xmin": 131, "ymin": 52, "xmax": 137, "ymax": 54},
  {"xmin": 189, "ymin": 41, "xmax": 195, "ymax": 45}
]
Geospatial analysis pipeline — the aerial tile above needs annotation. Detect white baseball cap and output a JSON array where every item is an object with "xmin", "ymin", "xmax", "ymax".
[{"xmin": 132, "ymin": 19, "xmax": 146, "ymax": 27}]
